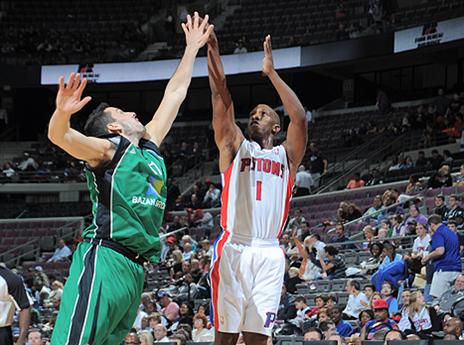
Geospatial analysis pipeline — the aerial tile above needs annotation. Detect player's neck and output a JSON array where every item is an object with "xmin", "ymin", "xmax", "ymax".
[
  {"xmin": 252, "ymin": 136, "xmax": 273, "ymax": 149},
  {"xmin": 121, "ymin": 133, "xmax": 142, "ymax": 147}
]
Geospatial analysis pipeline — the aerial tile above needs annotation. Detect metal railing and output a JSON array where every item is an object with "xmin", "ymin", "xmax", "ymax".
[{"xmin": 0, "ymin": 218, "xmax": 84, "ymax": 267}]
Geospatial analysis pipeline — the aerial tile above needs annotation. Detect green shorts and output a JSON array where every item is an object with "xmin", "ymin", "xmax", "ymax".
[{"xmin": 50, "ymin": 241, "xmax": 144, "ymax": 345}]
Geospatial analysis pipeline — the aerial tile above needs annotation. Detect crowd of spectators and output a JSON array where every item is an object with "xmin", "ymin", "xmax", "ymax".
[{"xmin": 5, "ymin": 175, "xmax": 464, "ymax": 344}]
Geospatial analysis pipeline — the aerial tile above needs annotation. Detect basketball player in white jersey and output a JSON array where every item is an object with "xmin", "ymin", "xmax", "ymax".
[{"xmin": 207, "ymin": 31, "xmax": 308, "ymax": 345}]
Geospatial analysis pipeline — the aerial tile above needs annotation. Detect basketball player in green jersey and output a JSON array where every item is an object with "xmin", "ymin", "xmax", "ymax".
[{"xmin": 47, "ymin": 12, "xmax": 213, "ymax": 345}]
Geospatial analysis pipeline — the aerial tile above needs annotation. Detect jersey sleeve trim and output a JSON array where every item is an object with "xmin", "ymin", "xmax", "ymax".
[{"xmin": 86, "ymin": 135, "xmax": 130, "ymax": 175}]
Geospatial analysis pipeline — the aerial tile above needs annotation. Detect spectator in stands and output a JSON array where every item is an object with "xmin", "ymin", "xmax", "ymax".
[
  {"xmin": 303, "ymin": 327, "xmax": 323, "ymax": 341},
  {"xmin": 406, "ymin": 290, "xmax": 440, "ymax": 338},
  {"xmin": 18, "ymin": 152, "xmax": 38, "ymax": 171},
  {"xmin": 233, "ymin": 38, "xmax": 247, "ymax": 54},
  {"xmin": 372, "ymin": 256, "xmax": 422, "ymax": 293},
  {"xmin": 331, "ymin": 223, "xmax": 351, "ymax": 249},
  {"xmin": 379, "ymin": 242, "xmax": 402, "ymax": 269},
  {"xmin": 1, "ymin": 163, "xmax": 15, "ymax": 178},
  {"xmin": 361, "ymin": 299, "xmax": 398, "ymax": 340},
  {"xmin": 338, "ymin": 202, "xmax": 362, "ymax": 223},
  {"xmin": 415, "ymin": 151, "xmax": 428, "ymax": 168},
  {"xmin": 428, "ymin": 164, "xmax": 453, "ymax": 189},
  {"xmin": 405, "ymin": 175, "xmax": 423, "ymax": 195},
  {"xmin": 286, "ymin": 267, "xmax": 303, "ymax": 294},
  {"xmin": 192, "ymin": 313, "xmax": 214, "ymax": 342},
  {"xmin": 157, "ymin": 291, "xmax": 180, "ymax": 323},
  {"xmin": 444, "ymin": 194, "xmax": 464, "ymax": 226},
  {"xmin": 422, "ymin": 214, "xmax": 462, "ymax": 301},
  {"xmin": 430, "ymin": 150, "xmax": 444, "ymax": 170},
  {"xmin": 360, "ymin": 243, "xmax": 383, "ymax": 274},
  {"xmin": 435, "ymin": 274, "xmax": 464, "ymax": 314},
  {"xmin": 47, "ymin": 238, "xmax": 72, "ymax": 262},
  {"xmin": 293, "ymin": 296, "xmax": 311, "ymax": 328},
  {"xmin": 365, "ymin": 168, "xmax": 384, "ymax": 186},
  {"xmin": 319, "ymin": 320, "xmax": 337, "ymax": 339},
  {"xmin": 364, "ymin": 195, "xmax": 384, "ymax": 223},
  {"xmin": 153, "ymin": 324, "xmax": 169, "ymax": 343},
  {"xmin": 202, "ymin": 183, "xmax": 220, "ymax": 208},
  {"xmin": 316, "ymin": 245, "xmax": 346, "ymax": 279},
  {"xmin": 47, "ymin": 279, "xmax": 63, "ymax": 305},
  {"xmin": 287, "ymin": 209, "xmax": 306, "ymax": 231},
  {"xmin": 454, "ymin": 164, "xmax": 464, "ymax": 186},
  {"xmin": 435, "ymin": 88, "xmax": 450, "ymax": 115},
  {"xmin": 411, "ymin": 223, "xmax": 431, "ymax": 258},
  {"xmin": 307, "ymin": 143, "xmax": 328, "ymax": 188},
  {"xmin": 296, "ymin": 237, "xmax": 322, "ymax": 281},
  {"xmin": 27, "ymin": 329, "xmax": 42, "ymax": 345},
  {"xmin": 343, "ymin": 280, "xmax": 369, "ymax": 320},
  {"xmin": 138, "ymin": 330, "xmax": 154, "ymax": 345},
  {"xmin": 448, "ymin": 219, "xmax": 464, "ymax": 254},
  {"xmin": 397, "ymin": 290, "xmax": 411, "ymax": 331},
  {"xmin": 124, "ymin": 330, "xmax": 140, "ymax": 345},
  {"xmin": 405, "ymin": 204, "xmax": 427, "ymax": 227},
  {"xmin": 376, "ymin": 89, "xmax": 391, "ymax": 115},
  {"xmin": 443, "ymin": 317, "xmax": 464, "ymax": 340},
  {"xmin": 346, "ymin": 172, "xmax": 365, "ymax": 190},
  {"xmin": 295, "ymin": 165, "xmax": 313, "ymax": 196},
  {"xmin": 198, "ymin": 239, "xmax": 213, "ymax": 258},
  {"xmin": 380, "ymin": 282, "xmax": 398, "ymax": 315},
  {"xmin": 390, "ymin": 214, "xmax": 406, "ymax": 237},
  {"xmin": 182, "ymin": 243, "xmax": 194, "ymax": 261},
  {"xmin": 307, "ymin": 295, "xmax": 326, "ymax": 318},
  {"xmin": 433, "ymin": 195, "xmax": 448, "ymax": 219},
  {"xmin": 361, "ymin": 225, "xmax": 376, "ymax": 250},
  {"xmin": 384, "ymin": 329, "xmax": 406, "ymax": 344}
]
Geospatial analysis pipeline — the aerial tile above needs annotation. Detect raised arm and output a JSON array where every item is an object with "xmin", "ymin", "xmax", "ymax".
[
  {"xmin": 48, "ymin": 73, "xmax": 113, "ymax": 165},
  {"xmin": 207, "ymin": 31, "xmax": 244, "ymax": 172},
  {"xmin": 262, "ymin": 35, "xmax": 307, "ymax": 180},
  {"xmin": 145, "ymin": 12, "xmax": 214, "ymax": 146}
]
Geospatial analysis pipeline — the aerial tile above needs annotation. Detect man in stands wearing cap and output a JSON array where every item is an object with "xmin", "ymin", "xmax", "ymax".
[
  {"xmin": 157, "ymin": 290, "xmax": 180, "ymax": 324},
  {"xmin": 361, "ymin": 299, "xmax": 398, "ymax": 340}
]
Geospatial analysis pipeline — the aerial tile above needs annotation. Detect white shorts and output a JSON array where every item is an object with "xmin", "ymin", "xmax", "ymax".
[
  {"xmin": 430, "ymin": 270, "xmax": 461, "ymax": 299},
  {"xmin": 210, "ymin": 239, "xmax": 285, "ymax": 336}
]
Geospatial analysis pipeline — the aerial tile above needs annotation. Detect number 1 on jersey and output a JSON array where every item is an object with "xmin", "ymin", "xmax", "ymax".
[{"xmin": 256, "ymin": 180, "xmax": 262, "ymax": 201}]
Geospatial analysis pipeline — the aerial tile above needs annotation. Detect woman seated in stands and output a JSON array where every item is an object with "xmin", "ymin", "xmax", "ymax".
[
  {"xmin": 192, "ymin": 313, "xmax": 214, "ymax": 342},
  {"xmin": 361, "ymin": 225, "xmax": 376, "ymax": 250},
  {"xmin": 404, "ymin": 290, "xmax": 440, "ymax": 338},
  {"xmin": 360, "ymin": 242, "xmax": 383, "ymax": 274}
]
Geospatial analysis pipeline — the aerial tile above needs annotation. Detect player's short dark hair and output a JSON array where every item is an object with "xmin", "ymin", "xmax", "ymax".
[
  {"xmin": 84, "ymin": 102, "xmax": 113, "ymax": 137},
  {"xmin": 428, "ymin": 214, "xmax": 443, "ymax": 225},
  {"xmin": 304, "ymin": 327, "xmax": 323, "ymax": 340},
  {"xmin": 295, "ymin": 295, "xmax": 307, "ymax": 304}
]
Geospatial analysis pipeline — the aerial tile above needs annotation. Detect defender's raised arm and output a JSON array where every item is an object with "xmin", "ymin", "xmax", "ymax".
[{"xmin": 145, "ymin": 12, "xmax": 214, "ymax": 146}]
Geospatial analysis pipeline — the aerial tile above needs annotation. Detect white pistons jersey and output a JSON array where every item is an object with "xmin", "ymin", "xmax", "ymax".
[{"xmin": 220, "ymin": 139, "xmax": 293, "ymax": 244}]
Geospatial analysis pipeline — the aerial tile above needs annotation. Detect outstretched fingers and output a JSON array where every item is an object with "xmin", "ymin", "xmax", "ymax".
[
  {"xmin": 199, "ymin": 14, "xmax": 209, "ymax": 32},
  {"xmin": 193, "ymin": 11, "xmax": 199, "ymax": 28},
  {"xmin": 77, "ymin": 96, "xmax": 92, "ymax": 109},
  {"xmin": 186, "ymin": 14, "xmax": 193, "ymax": 30},
  {"xmin": 75, "ymin": 78, "xmax": 88, "ymax": 99},
  {"xmin": 65, "ymin": 73, "xmax": 75, "ymax": 90},
  {"xmin": 58, "ymin": 76, "xmax": 65, "ymax": 91}
]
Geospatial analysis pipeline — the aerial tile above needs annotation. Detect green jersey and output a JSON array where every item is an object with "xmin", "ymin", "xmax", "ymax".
[{"xmin": 82, "ymin": 135, "xmax": 167, "ymax": 263}]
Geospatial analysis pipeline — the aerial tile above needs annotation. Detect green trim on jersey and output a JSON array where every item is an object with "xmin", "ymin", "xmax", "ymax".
[{"xmin": 82, "ymin": 136, "xmax": 167, "ymax": 263}]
